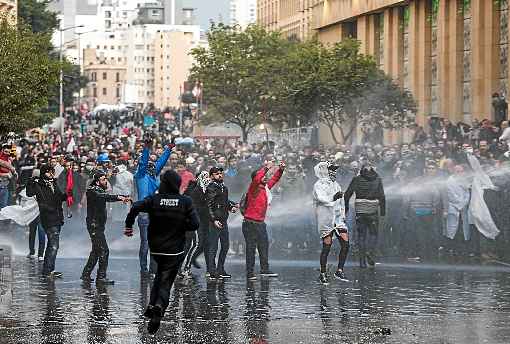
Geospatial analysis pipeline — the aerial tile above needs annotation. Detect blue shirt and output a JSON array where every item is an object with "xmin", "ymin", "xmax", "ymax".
[{"xmin": 134, "ymin": 146, "xmax": 172, "ymax": 201}]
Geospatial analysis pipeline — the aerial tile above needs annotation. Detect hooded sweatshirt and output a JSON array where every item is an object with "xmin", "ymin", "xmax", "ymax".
[
  {"xmin": 313, "ymin": 162, "xmax": 346, "ymax": 238},
  {"xmin": 344, "ymin": 167, "xmax": 386, "ymax": 216},
  {"xmin": 126, "ymin": 170, "xmax": 199, "ymax": 255},
  {"xmin": 243, "ymin": 166, "xmax": 284, "ymax": 223}
]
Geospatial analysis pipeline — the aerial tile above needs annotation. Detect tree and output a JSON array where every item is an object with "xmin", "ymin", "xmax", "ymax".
[
  {"xmin": 18, "ymin": 0, "xmax": 58, "ymax": 35},
  {"xmin": 316, "ymin": 39, "xmax": 416, "ymax": 144},
  {"xmin": 190, "ymin": 24, "xmax": 317, "ymax": 141},
  {"xmin": 47, "ymin": 63, "xmax": 88, "ymax": 112},
  {"xmin": 0, "ymin": 19, "xmax": 60, "ymax": 134}
]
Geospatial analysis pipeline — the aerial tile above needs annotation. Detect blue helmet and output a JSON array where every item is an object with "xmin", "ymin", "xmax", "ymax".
[{"xmin": 96, "ymin": 152, "xmax": 110, "ymax": 164}]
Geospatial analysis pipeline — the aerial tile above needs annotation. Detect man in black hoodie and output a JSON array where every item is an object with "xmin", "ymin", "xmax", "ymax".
[
  {"xmin": 344, "ymin": 164, "xmax": 385, "ymax": 268},
  {"xmin": 26, "ymin": 164, "xmax": 67, "ymax": 278},
  {"xmin": 124, "ymin": 170, "xmax": 199, "ymax": 334},
  {"xmin": 81, "ymin": 170, "xmax": 130, "ymax": 284}
]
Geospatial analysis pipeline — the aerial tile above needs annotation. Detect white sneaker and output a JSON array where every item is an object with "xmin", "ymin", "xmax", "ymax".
[
  {"xmin": 38, "ymin": 256, "xmax": 45, "ymax": 262},
  {"xmin": 26, "ymin": 254, "xmax": 36, "ymax": 259}
]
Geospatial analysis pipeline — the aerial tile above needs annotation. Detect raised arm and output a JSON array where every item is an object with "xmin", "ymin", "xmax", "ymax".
[
  {"xmin": 267, "ymin": 163, "xmax": 285, "ymax": 190},
  {"xmin": 155, "ymin": 145, "xmax": 173, "ymax": 175},
  {"xmin": 134, "ymin": 146, "xmax": 150, "ymax": 179}
]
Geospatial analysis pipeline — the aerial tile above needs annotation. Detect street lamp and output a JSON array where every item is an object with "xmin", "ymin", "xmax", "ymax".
[{"xmin": 59, "ymin": 24, "xmax": 84, "ymax": 142}]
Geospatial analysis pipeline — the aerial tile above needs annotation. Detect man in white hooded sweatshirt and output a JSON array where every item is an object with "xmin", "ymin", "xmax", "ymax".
[{"xmin": 313, "ymin": 161, "xmax": 349, "ymax": 285}]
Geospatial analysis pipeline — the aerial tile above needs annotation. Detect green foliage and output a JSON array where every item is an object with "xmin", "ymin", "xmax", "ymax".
[
  {"xmin": 18, "ymin": 0, "xmax": 58, "ymax": 35},
  {"xmin": 0, "ymin": 19, "xmax": 60, "ymax": 134},
  {"xmin": 191, "ymin": 25, "xmax": 416, "ymax": 144}
]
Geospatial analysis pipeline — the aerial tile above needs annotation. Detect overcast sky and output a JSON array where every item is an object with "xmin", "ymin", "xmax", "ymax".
[{"xmin": 185, "ymin": 0, "xmax": 230, "ymax": 30}]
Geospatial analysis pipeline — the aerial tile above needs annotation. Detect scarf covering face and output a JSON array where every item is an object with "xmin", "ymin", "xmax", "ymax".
[
  {"xmin": 41, "ymin": 175, "xmax": 55, "ymax": 194},
  {"xmin": 197, "ymin": 171, "xmax": 210, "ymax": 193}
]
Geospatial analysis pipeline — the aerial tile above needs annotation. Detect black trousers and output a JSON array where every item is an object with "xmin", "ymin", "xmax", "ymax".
[
  {"xmin": 190, "ymin": 210, "xmax": 210, "ymax": 269},
  {"xmin": 207, "ymin": 221, "xmax": 229, "ymax": 274},
  {"xmin": 28, "ymin": 216, "xmax": 45, "ymax": 257},
  {"xmin": 82, "ymin": 222, "xmax": 109, "ymax": 279},
  {"xmin": 242, "ymin": 220, "xmax": 269, "ymax": 274},
  {"xmin": 150, "ymin": 254, "xmax": 184, "ymax": 314}
]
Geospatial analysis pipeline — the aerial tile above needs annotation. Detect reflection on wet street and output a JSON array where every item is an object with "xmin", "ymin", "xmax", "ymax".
[{"xmin": 1, "ymin": 256, "xmax": 510, "ymax": 343}]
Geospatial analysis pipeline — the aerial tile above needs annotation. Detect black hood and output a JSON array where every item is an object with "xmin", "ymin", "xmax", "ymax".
[
  {"xmin": 159, "ymin": 170, "xmax": 181, "ymax": 194},
  {"xmin": 360, "ymin": 167, "xmax": 378, "ymax": 181}
]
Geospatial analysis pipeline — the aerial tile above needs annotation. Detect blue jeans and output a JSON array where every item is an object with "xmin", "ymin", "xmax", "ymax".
[
  {"xmin": 42, "ymin": 225, "xmax": 61, "ymax": 275},
  {"xmin": 207, "ymin": 222, "xmax": 229, "ymax": 274},
  {"xmin": 138, "ymin": 213, "xmax": 156, "ymax": 273},
  {"xmin": 0, "ymin": 186, "xmax": 10, "ymax": 210}
]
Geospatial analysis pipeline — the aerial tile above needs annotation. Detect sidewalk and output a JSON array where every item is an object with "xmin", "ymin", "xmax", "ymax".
[{"xmin": 0, "ymin": 245, "xmax": 13, "ymax": 315}]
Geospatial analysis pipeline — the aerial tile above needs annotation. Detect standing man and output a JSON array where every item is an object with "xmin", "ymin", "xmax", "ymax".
[
  {"xmin": 134, "ymin": 137, "xmax": 173, "ymax": 276},
  {"xmin": 26, "ymin": 164, "xmax": 67, "ymax": 278},
  {"xmin": 313, "ymin": 162, "xmax": 349, "ymax": 284},
  {"xmin": 81, "ymin": 170, "xmax": 130, "ymax": 284},
  {"xmin": 124, "ymin": 170, "xmax": 199, "ymax": 334},
  {"xmin": 0, "ymin": 143, "xmax": 16, "ymax": 210},
  {"xmin": 344, "ymin": 164, "xmax": 385, "ymax": 268},
  {"xmin": 242, "ymin": 160, "xmax": 285, "ymax": 280},
  {"xmin": 206, "ymin": 167, "xmax": 238, "ymax": 280}
]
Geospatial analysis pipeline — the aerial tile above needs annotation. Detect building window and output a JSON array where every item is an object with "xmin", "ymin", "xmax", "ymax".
[
  {"xmin": 105, "ymin": 11, "xmax": 111, "ymax": 18},
  {"xmin": 93, "ymin": 87, "xmax": 97, "ymax": 97},
  {"xmin": 103, "ymin": 72, "xmax": 107, "ymax": 80},
  {"xmin": 103, "ymin": 88, "xmax": 107, "ymax": 96},
  {"xmin": 152, "ymin": 10, "xmax": 160, "ymax": 16},
  {"xmin": 105, "ymin": 20, "xmax": 111, "ymax": 29},
  {"xmin": 116, "ymin": 87, "xmax": 121, "ymax": 98},
  {"xmin": 91, "ymin": 72, "xmax": 97, "ymax": 81},
  {"xmin": 116, "ymin": 72, "xmax": 120, "ymax": 82}
]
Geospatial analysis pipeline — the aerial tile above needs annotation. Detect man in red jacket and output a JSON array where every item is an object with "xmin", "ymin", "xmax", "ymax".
[{"xmin": 242, "ymin": 159, "xmax": 285, "ymax": 280}]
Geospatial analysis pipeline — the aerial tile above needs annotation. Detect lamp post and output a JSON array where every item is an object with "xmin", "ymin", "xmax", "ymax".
[{"xmin": 59, "ymin": 24, "xmax": 84, "ymax": 143}]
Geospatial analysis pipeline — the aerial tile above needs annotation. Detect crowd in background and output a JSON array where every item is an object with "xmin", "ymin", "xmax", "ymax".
[{"xmin": 1, "ymin": 109, "xmax": 510, "ymax": 264}]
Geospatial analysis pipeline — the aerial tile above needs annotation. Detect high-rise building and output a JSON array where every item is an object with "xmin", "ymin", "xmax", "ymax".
[
  {"xmin": 0, "ymin": 0, "xmax": 17, "ymax": 24},
  {"xmin": 123, "ymin": 24, "xmax": 201, "ymax": 108},
  {"xmin": 313, "ymin": 0, "xmax": 509, "ymax": 127},
  {"xmin": 230, "ymin": 0, "xmax": 256, "ymax": 29},
  {"xmin": 257, "ymin": 0, "xmax": 317, "ymax": 40}
]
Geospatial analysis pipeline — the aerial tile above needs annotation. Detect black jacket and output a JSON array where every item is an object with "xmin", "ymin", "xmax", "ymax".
[
  {"xmin": 125, "ymin": 190, "xmax": 199, "ymax": 255},
  {"xmin": 26, "ymin": 177, "xmax": 66, "ymax": 229},
  {"xmin": 344, "ymin": 168, "xmax": 386, "ymax": 216},
  {"xmin": 185, "ymin": 181, "xmax": 208, "ymax": 210},
  {"xmin": 86, "ymin": 184, "xmax": 122, "ymax": 226},
  {"xmin": 206, "ymin": 181, "xmax": 235, "ymax": 223}
]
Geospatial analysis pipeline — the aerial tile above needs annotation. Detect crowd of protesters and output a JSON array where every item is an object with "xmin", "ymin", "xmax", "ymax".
[{"xmin": 1, "ymin": 108, "xmax": 510, "ymax": 277}]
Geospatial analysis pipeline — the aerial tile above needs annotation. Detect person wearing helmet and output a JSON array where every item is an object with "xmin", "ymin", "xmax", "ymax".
[
  {"xmin": 313, "ymin": 161, "xmax": 349, "ymax": 285},
  {"xmin": 344, "ymin": 164, "xmax": 386, "ymax": 268},
  {"xmin": 81, "ymin": 170, "xmax": 131, "ymax": 284}
]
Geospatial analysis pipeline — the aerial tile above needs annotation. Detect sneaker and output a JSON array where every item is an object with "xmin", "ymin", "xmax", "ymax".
[
  {"xmin": 334, "ymin": 270, "xmax": 349, "ymax": 282},
  {"xmin": 366, "ymin": 254, "xmax": 376, "ymax": 267},
  {"xmin": 96, "ymin": 278, "xmax": 115, "ymax": 285},
  {"xmin": 26, "ymin": 254, "xmax": 36, "ymax": 259},
  {"xmin": 247, "ymin": 273, "xmax": 257, "ymax": 281},
  {"xmin": 208, "ymin": 273, "xmax": 219, "ymax": 281},
  {"xmin": 46, "ymin": 271, "xmax": 63, "ymax": 279},
  {"xmin": 147, "ymin": 306, "xmax": 163, "ymax": 335},
  {"xmin": 80, "ymin": 274, "xmax": 94, "ymax": 282},
  {"xmin": 38, "ymin": 256, "xmax": 44, "ymax": 262},
  {"xmin": 182, "ymin": 268, "xmax": 192, "ymax": 278},
  {"xmin": 260, "ymin": 270, "xmax": 278, "ymax": 278},
  {"xmin": 143, "ymin": 305, "xmax": 155, "ymax": 318},
  {"xmin": 319, "ymin": 272, "xmax": 329, "ymax": 285},
  {"xmin": 218, "ymin": 271, "xmax": 231, "ymax": 279}
]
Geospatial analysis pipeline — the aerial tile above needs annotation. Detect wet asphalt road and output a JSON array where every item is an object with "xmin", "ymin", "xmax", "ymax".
[{"xmin": 1, "ymin": 254, "xmax": 510, "ymax": 344}]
